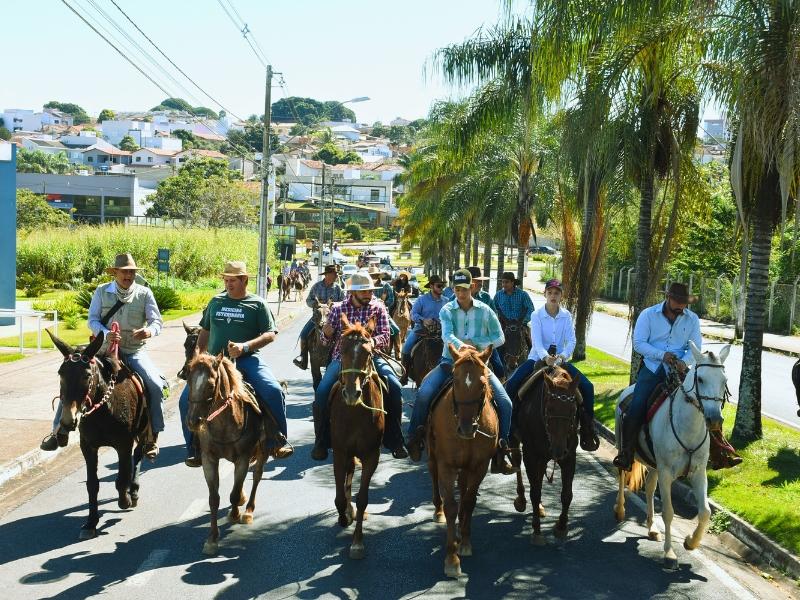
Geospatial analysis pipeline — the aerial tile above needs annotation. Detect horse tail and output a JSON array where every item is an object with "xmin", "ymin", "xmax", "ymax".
[{"xmin": 624, "ymin": 460, "xmax": 646, "ymax": 492}]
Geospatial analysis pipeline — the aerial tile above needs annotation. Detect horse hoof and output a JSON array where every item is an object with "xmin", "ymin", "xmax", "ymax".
[
  {"xmin": 664, "ymin": 556, "xmax": 678, "ymax": 570},
  {"xmin": 531, "ymin": 533, "xmax": 546, "ymax": 546},
  {"xmin": 444, "ymin": 562, "xmax": 461, "ymax": 578},
  {"xmin": 459, "ymin": 542, "xmax": 472, "ymax": 557},
  {"xmin": 514, "ymin": 498, "xmax": 526, "ymax": 513},
  {"xmin": 79, "ymin": 528, "xmax": 97, "ymax": 540},
  {"xmin": 228, "ymin": 511, "xmax": 240, "ymax": 524},
  {"xmin": 683, "ymin": 535, "xmax": 697, "ymax": 551},
  {"xmin": 202, "ymin": 541, "xmax": 218, "ymax": 556},
  {"xmin": 433, "ymin": 511, "xmax": 446, "ymax": 524},
  {"xmin": 338, "ymin": 515, "xmax": 351, "ymax": 528},
  {"xmin": 648, "ymin": 531, "xmax": 661, "ymax": 541},
  {"xmin": 538, "ymin": 503, "xmax": 546, "ymax": 517},
  {"xmin": 240, "ymin": 513, "xmax": 254, "ymax": 525},
  {"xmin": 118, "ymin": 494, "xmax": 131, "ymax": 510},
  {"xmin": 614, "ymin": 507, "xmax": 625, "ymax": 523},
  {"xmin": 553, "ymin": 525, "xmax": 568, "ymax": 539},
  {"xmin": 349, "ymin": 544, "xmax": 365, "ymax": 560},
  {"xmin": 130, "ymin": 496, "xmax": 138, "ymax": 508}
]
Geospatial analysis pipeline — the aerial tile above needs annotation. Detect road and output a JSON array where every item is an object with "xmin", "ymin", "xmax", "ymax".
[{"xmin": 0, "ymin": 308, "xmax": 787, "ymax": 599}]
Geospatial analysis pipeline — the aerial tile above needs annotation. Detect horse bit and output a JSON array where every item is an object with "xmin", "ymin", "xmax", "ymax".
[
  {"xmin": 62, "ymin": 353, "xmax": 116, "ymax": 418},
  {"xmin": 339, "ymin": 341, "xmax": 388, "ymax": 415}
]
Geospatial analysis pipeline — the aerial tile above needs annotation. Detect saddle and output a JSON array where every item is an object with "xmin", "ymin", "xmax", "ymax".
[
  {"xmin": 410, "ymin": 334, "xmax": 442, "ymax": 362},
  {"xmin": 618, "ymin": 383, "xmax": 671, "ymax": 425}
]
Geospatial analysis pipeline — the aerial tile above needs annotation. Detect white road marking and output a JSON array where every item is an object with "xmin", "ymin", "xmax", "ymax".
[{"xmin": 125, "ymin": 549, "xmax": 170, "ymax": 587}]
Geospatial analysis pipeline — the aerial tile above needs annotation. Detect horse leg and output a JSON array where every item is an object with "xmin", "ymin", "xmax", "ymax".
[
  {"xmin": 350, "ymin": 450, "xmax": 379, "ymax": 560},
  {"xmin": 129, "ymin": 444, "xmax": 143, "ymax": 508},
  {"xmin": 684, "ymin": 466, "xmax": 711, "ymax": 551},
  {"xmin": 457, "ymin": 469, "xmax": 486, "ymax": 558},
  {"xmin": 645, "ymin": 468, "xmax": 661, "ymax": 541},
  {"xmin": 440, "ymin": 466, "xmax": 461, "ymax": 578},
  {"xmin": 513, "ymin": 442, "xmax": 526, "ymax": 513},
  {"xmin": 242, "ymin": 448, "xmax": 266, "ymax": 525},
  {"xmin": 554, "ymin": 454, "xmax": 575, "ymax": 540},
  {"xmin": 201, "ymin": 455, "xmax": 221, "ymax": 555},
  {"xmin": 345, "ymin": 455, "xmax": 356, "ymax": 525},
  {"xmin": 527, "ymin": 455, "xmax": 547, "ymax": 546},
  {"xmin": 334, "ymin": 452, "xmax": 354, "ymax": 527},
  {"xmin": 614, "ymin": 468, "xmax": 627, "ymax": 522},
  {"xmin": 657, "ymin": 469, "xmax": 678, "ymax": 568},
  {"xmin": 228, "ymin": 457, "xmax": 249, "ymax": 523},
  {"xmin": 114, "ymin": 442, "xmax": 133, "ymax": 510},
  {"xmin": 429, "ymin": 449, "xmax": 445, "ymax": 523},
  {"xmin": 80, "ymin": 441, "xmax": 100, "ymax": 539}
]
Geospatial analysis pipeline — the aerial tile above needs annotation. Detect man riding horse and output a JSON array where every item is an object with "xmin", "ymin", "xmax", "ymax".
[
  {"xmin": 466, "ymin": 266, "xmax": 506, "ymax": 379},
  {"xmin": 400, "ymin": 274, "xmax": 448, "ymax": 385},
  {"xmin": 293, "ymin": 265, "xmax": 345, "ymax": 370},
  {"xmin": 504, "ymin": 278, "xmax": 599, "ymax": 452},
  {"xmin": 311, "ymin": 272, "xmax": 408, "ymax": 461},
  {"xmin": 405, "ymin": 268, "xmax": 516, "ymax": 475},
  {"xmin": 493, "ymin": 271, "xmax": 535, "ymax": 357},
  {"xmin": 179, "ymin": 261, "xmax": 292, "ymax": 467},
  {"xmin": 40, "ymin": 253, "xmax": 166, "ymax": 460}
]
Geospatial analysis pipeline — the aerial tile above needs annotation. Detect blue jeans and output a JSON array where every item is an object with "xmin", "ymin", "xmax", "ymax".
[
  {"xmin": 401, "ymin": 328, "xmax": 421, "ymax": 357},
  {"xmin": 489, "ymin": 348, "xmax": 505, "ymax": 379},
  {"xmin": 314, "ymin": 357, "xmax": 404, "ymax": 450},
  {"xmin": 629, "ymin": 365, "xmax": 666, "ymax": 422},
  {"xmin": 300, "ymin": 319, "xmax": 315, "ymax": 340},
  {"xmin": 179, "ymin": 352, "xmax": 286, "ymax": 451},
  {"xmin": 505, "ymin": 359, "xmax": 595, "ymax": 418},
  {"xmin": 408, "ymin": 357, "xmax": 512, "ymax": 441},
  {"xmin": 52, "ymin": 348, "xmax": 167, "ymax": 433}
]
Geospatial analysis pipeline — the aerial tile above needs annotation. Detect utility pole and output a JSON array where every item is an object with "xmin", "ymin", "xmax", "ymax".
[
  {"xmin": 257, "ymin": 65, "xmax": 273, "ymax": 298},
  {"xmin": 329, "ymin": 177, "xmax": 335, "ymax": 254},
  {"xmin": 318, "ymin": 163, "xmax": 326, "ymax": 265}
]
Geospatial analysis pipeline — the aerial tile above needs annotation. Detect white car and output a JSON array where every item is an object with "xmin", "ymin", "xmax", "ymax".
[
  {"xmin": 342, "ymin": 264, "xmax": 358, "ymax": 278},
  {"xmin": 313, "ymin": 249, "xmax": 348, "ymax": 266}
]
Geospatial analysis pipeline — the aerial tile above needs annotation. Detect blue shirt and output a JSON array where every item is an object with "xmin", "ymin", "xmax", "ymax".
[
  {"xmin": 472, "ymin": 289, "xmax": 496, "ymax": 314},
  {"xmin": 633, "ymin": 301, "xmax": 702, "ymax": 374},
  {"xmin": 410, "ymin": 292, "xmax": 448, "ymax": 329},
  {"xmin": 529, "ymin": 305, "xmax": 576, "ymax": 361},
  {"xmin": 442, "ymin": 286, "xmax": 455, "ymax": 300},
  {"xmin": 494, "ymin": 287, "xmax": 535, "ymax": 324},
  {"xmin": 440, "ymin": 298, "xmax": 505, "ymax": 360},
  {"xmin": 306, "ymin": 280, "xmax": 345, "ymax": 307}
]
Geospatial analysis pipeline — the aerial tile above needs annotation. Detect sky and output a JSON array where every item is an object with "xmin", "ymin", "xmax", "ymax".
[{"xmin": 2, "ymin": 0, "xmax": 521, "ymax": 125}]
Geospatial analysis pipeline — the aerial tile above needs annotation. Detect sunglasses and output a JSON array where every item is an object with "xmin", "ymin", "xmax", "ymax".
[{"xmin": 432, "ymin": 283, "xmax": 444, "ymax": 288}]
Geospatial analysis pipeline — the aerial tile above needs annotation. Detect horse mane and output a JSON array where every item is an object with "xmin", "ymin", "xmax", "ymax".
[
  {"xmin": 188, "ymin": 353, "xmax": 261, "ymax": 415},
  {"xmin": 452, "ymin": 348, "xmax": 493, "ymax": 403},
  {"xmin": 342, "ymin": 321, "xmax": 372, "ymax": 339}
]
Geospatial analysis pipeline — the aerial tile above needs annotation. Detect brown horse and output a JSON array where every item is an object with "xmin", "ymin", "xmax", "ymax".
[
  {"xmin": 177, "ymin": 322, "xmax": 201, "ymax": 380},
  {"xmin": 278, "ymin": 274, "xmax": 292, "ymax": 302},
  {"xmin": 186, "ymin": 351, "xmax": 267, "ymax": 556},
  {"xmin": 391, "ymin": 291, "xmax": 411, "ymax": 358},
  {"xmin": 512, "ymin": 365, "xmax": 580, "ymax": 545},
  {"xmin": 501, "ymin": 319, "xmax": 529, "ymax": 377},
  {"xmin": 47, "ymin": 330, "xmax": 150, "ymax": 539},
  {"xmin": 308, "ymin": 298, "xmax": 333, "ymax": 390},
  {"xmin": 428, "ymin": 344, "xmax": 498, "ymax": 578},
  {"xmin": 409, "ymin": 321, "xmax": 443, "ymax": 386},
  {"xmin": 329, "ymin": 313, "xmax": 385, "ymax": 559}
]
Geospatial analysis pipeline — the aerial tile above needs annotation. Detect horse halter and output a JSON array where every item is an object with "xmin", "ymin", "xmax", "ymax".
[
  {"xmin": 62, "ymin": 353, "xmax": 115, "ymax": 417},
  {"xmin": 540, "ymin": 384, "xmax": 579, "ymax": 448},
  {"xmin": 680, "ymin": 363, "xmax": 729, "ymax": 413},
  {"xmin": 451, "ymin": 365, "xmax": 492, "ymax": 437},
  {"xmin": 339, "ymin": 334, "xmax": 387, "ymax": 414}
]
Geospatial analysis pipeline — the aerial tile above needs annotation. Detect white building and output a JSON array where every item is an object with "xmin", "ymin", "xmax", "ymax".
[
  {"xmin": 42, "ymin": 108, "xmax": 74, "ymax": 127},
  {"xmin": 702, "ymin": 118, "xmax": 729, "ymax": 144},
  {"xmin": 131, "ymin": 148, "xmax": 177, "ymax": 167},
  {"xmin": 142, "ymin": 135, "xmax": 182, "ymax": 152},
  {"xmin": 100, "ymin": 119, "xmax": 154, "ymax": 146},
  {"xmin": 330, "ymin": 125, "xmax": 361, "ymax": 142},
  {"xmin": 2, "ymin": 109, "xmax": 44, "ymax": 132}
]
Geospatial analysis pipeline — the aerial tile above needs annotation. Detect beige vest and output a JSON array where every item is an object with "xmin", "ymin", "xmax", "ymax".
[{"xmin": 96, "ymin": 282, "xmax": 153, "ymax": 355}]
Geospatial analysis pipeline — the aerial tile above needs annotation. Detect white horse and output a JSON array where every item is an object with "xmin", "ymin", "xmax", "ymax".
[{"xmin": 613, "ymin": 341, "xmax": 731, "ymax": 568}]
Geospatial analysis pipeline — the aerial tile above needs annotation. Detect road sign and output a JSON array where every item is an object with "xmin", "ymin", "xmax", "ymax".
[{"xmin": 157, "ymin": 248, "xmax": 170, "ymax": 273}]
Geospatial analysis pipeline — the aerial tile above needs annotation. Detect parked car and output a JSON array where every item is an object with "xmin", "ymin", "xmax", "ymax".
[
  {"xmin": 342, "ymin": 264, "xmax": 358, "ymax": 278},
  {"xmin": 313, "ymin": 249, "xmax": 348, "ymax": 266},
  {"xmin": 528, "ymin": 245, "xmax": 560, "ymax": 256}
]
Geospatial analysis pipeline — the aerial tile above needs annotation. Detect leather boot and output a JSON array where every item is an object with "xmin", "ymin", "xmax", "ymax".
[
  {"xmin": 405, "ymin": 425, "xmax": 425, "ymax": 462},
  {"xmin": 613, "ymin": 412, "xmax": 642, "ymax": 471},
  {"xmin": 293, "ymin": 338, "xmax": 309, "ymax": 370},
  {"xmin": 262, "ymin": 413, "xmax": 293, "ymax": 459},
  {"xmin": 311, "ymin": 404, "xmax": 329, "ymax": 461},
  {"xmin": 709, "ymin": 429, "xmax": 742, "ymax": 470},
  {"xmin": 400, "ymin": 353, "xmax": 412, "ymax": 386},
  {"xmin": 491, "ymin": 439, "xmax": 518, "ymax": 475},
  {"xmin": 579, "ymin": 412, "xmax": 600, "ymax": 452}
]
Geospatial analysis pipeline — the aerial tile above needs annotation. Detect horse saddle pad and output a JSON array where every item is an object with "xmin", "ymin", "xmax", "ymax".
[{"xmin": 618, "ymin": 383, "xmax": 669, "ymax": 424}]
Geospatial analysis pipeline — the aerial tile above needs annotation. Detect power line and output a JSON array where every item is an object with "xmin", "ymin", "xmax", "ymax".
[{"xmin": 216, "ymin": 0, "xmax": 270, "ymax": 69}]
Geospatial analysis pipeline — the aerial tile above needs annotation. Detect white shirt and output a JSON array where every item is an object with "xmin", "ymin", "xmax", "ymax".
[
  {"xmin": 633, "ymin": 301, "xmax": 701, "ymax": 373},
  {"xmin": 529, "ymin": 305, "xmax": 576, "ymax": 361}
]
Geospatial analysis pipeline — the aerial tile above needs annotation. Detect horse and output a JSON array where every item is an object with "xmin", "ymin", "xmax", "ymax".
[
  {"xmin": 292, "ymin": 271, "xmax": 304, "ymax": 302},
  {"xmin": 185, "ymin": 350, "xmax": 267, "ymax": 556},
  {"xmin": 428, "ymin": 344, "xmax": 498, "ymax": 578},
  {"xmin": 278, "ymin": 274, "xmax": 292, "ymax": 302},
  {"xmin": 391, "ymin": 291, "xmax": 412, "ymax": 358},
  {"xmin": 511, "ymin": 364, "xmax": 580, "ymax": 545},
  {"xmin": 613, "ymin": 341, "xmax": 730, "ymax": 568},
  {"xmin": 792, "ymin": 357, "xmax": 800, "ymax": 417},
  {"xmin": 177, "ymin": 322, "xmax": 201, "ymax": 380},
  {"xmin": 309, "ymin": 297, "xmax": 334, "ymax": 390},
  {"xmin": 409, "ymin": 321, "xmax": 443, "ymax": 387},
  {"xmin": 501, "ymin": 319, "xmax": 529, "ymax": 377},
  {"xmin": 329, "ymin": 313, "xmax": 385, "ymax": 559},
  {"xmin": 46, "ymin": 330, "xmax": 149, "ymax": 540}
]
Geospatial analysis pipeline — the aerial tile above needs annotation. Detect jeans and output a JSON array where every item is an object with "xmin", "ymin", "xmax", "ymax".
[
  {"xmin": 489, "ymin": 348, "xmax": 505, "ymax": 379},
  {"xmin": 401, "ymin": 328, "xmax": 421, "ymax": 357},
  {"xmin": 179, "ymin": 352, "xmax": 286, "ymax": 451},
  {"xmin": 629, "ymin": 365, "xmax": 666, "ymax": 422},
  {"xmin": 314, "ymin": 357, "xmax": 404, "ymax": 450},
  {"xmin": 408, "ymin": 357, "xmax": 512, "ymax": 441},
  {"xmin": 505, "ymin": 359, "xmax": 595, "ymax": 419},
  {"xmin": 53, "ymin": 348, "xmax": 167, "ymax": 433},
  {"xmin": 300, "ymin": 319, "xmax": 315, "ymax": 341}
]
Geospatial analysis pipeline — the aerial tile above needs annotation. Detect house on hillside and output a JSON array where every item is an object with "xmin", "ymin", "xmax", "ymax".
[
  {"xmin": 82, "ymin": 145, "xmax": 132, "ymax": 167},
  {"xmin": 131, "ymin": 147, "xmax": 177, "ymax": 166}
]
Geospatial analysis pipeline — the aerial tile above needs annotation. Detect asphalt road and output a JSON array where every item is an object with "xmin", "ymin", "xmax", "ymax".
[{"xmin": 0, "ymin": 309, "xmax": 784, "ymax": 599}]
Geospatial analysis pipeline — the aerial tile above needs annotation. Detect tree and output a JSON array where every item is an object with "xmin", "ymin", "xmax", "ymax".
[
  {"xmin": 371, "ymin": 122, "xmax": 389, "ymax": 138},
  {"xmin": 343, "ymin": 222, "xmax": 363, "ymax": 241},
  {"xmin": 98, "ymin": 109, "xmax": 115, "ymax": 122},
  {"xmin": 118, "ymin": 135, "xmax": 139, "ymax": 152},
  {"xmin": 0, "ymin": 126, "xmax": 10, "ymax": 141},
  {"xmin": 192, "ymin": 106, "xmax": 219, "ymax": 119},
  {"xmin": 151, "ymin": 97, "xmax": 194, "ymax": 113},
  {"xmin": 16, "ymin": 189, "xmax": 72, "ymax": 230},
  {"xmin": 196, "ymin": 179, "xmax": 259, "ymax": 228},
  {"xmin": 173, "ymin": 129, "xmax": 196, "ymax": 149},
  {"xmin": 16, "ymin": 148, "xmax": 72, "ymax": 174},
  {"xmin": 271, "ymin": 97, "xmax": 356, "ymax": 125},
  {"xmin": 225, "ymin": 122, "xmax": 279, "ymax": 155},
  {"xmin": 43, "ymin": 101, "xmax": 91, "ymax": 125},
  {"xmin": 388, "ymin": 125, "xmax": 412, "ymax": 145},
  {"xmin": 312, "ymin": 143, "xmax": 362, "ymax": 165},
  {"xmin": 289, "ymin": 123, "xmax": 309, "ymax": 136}
]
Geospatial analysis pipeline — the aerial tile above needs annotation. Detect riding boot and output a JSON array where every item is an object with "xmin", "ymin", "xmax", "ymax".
[
  {"xmin": 709, "ymin": 429, "xmax": 742, "ymax": 470},
  {"xmin": 311, "ymin": 404, "xmax": 329, "ymax": 461},
  {"xmin": 293, "ymin": 338, "xmax": 309, "ymax": 371},
  {"xmin": 144, "ymin": 432, "xmax": 159, "ymax": 460},
  {"xmin": 185, "ymin": 438, "xmax": 202, "ymax": 468},
  {"xmin": 578, "ymin": 411, "xmax": 600, "ymax": 452},
  {"xmin": 400, "ymin": 353, "xmax": 412, "ymax": 386},
  {"xmin": 613, "ymin": 412, "xmax": 642, "ymax": 471},
  {"xmin": 262, "ymin": 413, "xmax": 293, "ymax": 459},
  {"xmin": 405, "ymin": 425, "xmax": 426, "ymax": 462},
  {"xmin": 490, "ymin": 438, "xmax": 518, "ymax": 475}
]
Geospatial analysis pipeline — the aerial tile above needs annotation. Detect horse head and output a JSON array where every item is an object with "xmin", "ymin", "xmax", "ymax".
[
  {"xmin": 448, "ymin": 343, "xmax": 493, "ymax": 439},
  {"xmin": 178, "ymin": 322, "xmax": 201, "ymax": 380},
  {"xmin": 311, "ymin": 298, "xmax": 331, "ymax": 330},
  {"xmin": 186, "ymin": 350, "xmax": 223, "ymax": 432},
  {"xmin": 502, "ymin": 319, "xmax": 526, "ymax": 368},
  {"xmin": 339, "ymin": 313, "xmax": 376, "ymax": 406},
  {"xmin": 542, "ymin": 367, "xmax": 580, "ymax": 461},
  {"xmin": 47, "ymin": 329, "xmax": 106, "ymax": 433},
  {"xmin": 686, "ymin": 341, "xmax": 730, "ymax": 431}
]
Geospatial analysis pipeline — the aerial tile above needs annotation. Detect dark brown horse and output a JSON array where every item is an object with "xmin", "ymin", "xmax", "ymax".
[
  {"xmin": 409, "ymin": 321, "xmax": 443, "ymax": 386},
  {"xmin": 309, "ymin": 298, "xmax": 333, "ymax": 390},
  {"xmin": 278, "ymin": 274, "xmax": 292, "ymax": 302},
  {"xmin": 47, "ymin": 330, "xmax": 149, "ymax": 540},
  {"xmin": 501, "ymin": 319, "xmax": 529, "ymax": 376},
  {"xmin": 512, "ymin": 365, "xmax": 580, "ymax": 545},
  {"xmin": 186, "ymin": 351, "xmax": 267, "ymax": 555},
  {"xmin": 428, "ymin": 344, "xmax": 498, "ymax": 578},
  {"xmin": 330, "ymin": 313, "xmax": 385, "ymax": 559},
  {"xmin": 391, "ymin": 291, "xmax": 411, "ymax": 359},
  {"xmin": 177, "ymin": 322, "xmax": 201, "ymax": 380}
]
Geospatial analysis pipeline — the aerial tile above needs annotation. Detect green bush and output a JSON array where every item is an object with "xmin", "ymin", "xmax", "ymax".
[
  {"xmin": 343, "ymin": 222, "xmax": 363, "ymax": 241},
  {"xmin": 151, "ymin": 286, "xmax": 181, "ymax": 312},
  {"xmin": 17, "ymin": 273, "xmax": 50, "ymax": 298}
]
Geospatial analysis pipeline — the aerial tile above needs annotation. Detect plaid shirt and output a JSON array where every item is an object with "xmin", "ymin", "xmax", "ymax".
[
  {"xmin": 306, "ymin": 280, "xmax": 345, "ymax": 308},
  {"xmin": 494, "ymin": 287, "xmax": 535, "ymax": 324},
  {"xmin": 440, "ymin": 298, "xmax": 504, "ymax": 359},
  {"xmin": 322, "ymin": 295, "xmax": 391, "ymax": 360}
]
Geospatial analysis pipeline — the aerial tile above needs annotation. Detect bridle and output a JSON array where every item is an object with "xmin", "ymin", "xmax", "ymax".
[
  {"xmin": 59, "ymin": 353, "xmax": 116, "ymax": 425},
  {"xmin": 539, "ymin": 379, "xmax": 579, "ymax": 481},
  {"xmin": 187, "ymin": 359, "xmax": 250, "ymax": 444},
  {"xmin": 451, "ymin": 363, "xmax": 492, "ymax": 438},
  {"xmin": 339, "ymin": 333, "xmax": 387, "ymax": 414}
]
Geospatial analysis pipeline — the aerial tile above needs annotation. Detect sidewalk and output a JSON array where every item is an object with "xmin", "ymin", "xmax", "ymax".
[{"xmin": 0, "ymin": 289, "xmax": 310, "ymax": 489}]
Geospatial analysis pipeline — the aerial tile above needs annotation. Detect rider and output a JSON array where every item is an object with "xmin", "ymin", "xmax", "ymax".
[
  {"xmin": 311, "ymin": 272, "xmax": 408, "ymax": 461},
  {"xmin": 179, "ymin": 261, "xmax": 292, "ymax": 467},
  {"xmin": 405, "ymin": 269, "xmax": 516, "ymax": 475},
  {"xmin": 392, "ymin": 271, "xmax": 413, "ymax": 303},
  {"xmin": 293, "ymin": 264, "xmax": 345, "ymax": 370},
  {"xmin": 493, "ymin": 271, "xmax": 535, "ymax": 338},
  {"xmin": 442, "ymin": 275, "xmax": 456, "ymax": 300},
  {"xmin": 40, "ymin": 253, "xmax": 167, "ymax": 459},
  {"xmin": 504, "ymin": 278, "xmax": 599, "ymax": 451},
  {"xmin": 400, "ymin": 274, "xmax": 448, "ymax": 385},
  {"xmin": 466, "ymin": 266, "xmax": 505, "ymax": 379},
  {"xmin": 613, "ymin": 282, "xmax": 701, "ymax": 470}
]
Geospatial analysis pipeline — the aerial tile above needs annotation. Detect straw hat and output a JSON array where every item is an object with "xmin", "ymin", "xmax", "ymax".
[
  {"xmin": 347, "ymin": 272, "xmax": 381, "ymax": 291},
  {"xmin": 105, "ymin": 253, "xmax": 138, "ymax": 275},
  {"xmin": 221, "ymin": 261, "xmax": 249, "ymax": 277}
]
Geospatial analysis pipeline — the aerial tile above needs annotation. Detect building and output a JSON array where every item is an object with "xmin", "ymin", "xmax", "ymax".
[
  {"xmin": 330, "ymin": 125, "xmax": 361, "ymax": 142},
  {"xmin": 131, "ymin": 148, "xmax": 177, "ymax": 166},
  {"xmin": 14, "ymin": 136, "xmax": 69, "ymax": 156},
  {"xmin": 81, "ymin": 145, "xmax": 132, "ymax": 167},
  {"xmin": 2, "ymin": 109, "xmax": 44, "ymax": 132},
  {"xmin": 42, "ymin": 108, "xmax": 74, "ymax": 127},
  {"xmin": 702, "ymin": 118, "xmax": 729, "ymax": 144},
  {"xmin": 100, "ymin": 119, "xmax": 154, "ymax": 146},
  {"xmin": 174, "ymin": 148, "xmax": 228, "ymax": 166}
]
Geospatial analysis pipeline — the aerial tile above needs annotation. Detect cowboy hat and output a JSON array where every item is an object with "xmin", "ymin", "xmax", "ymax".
[
  {"xmin": 220, "ymin": 260, "xmax": 249, "ymax": 277},
  {"xmin": 666, "ymin": 282, "xmax": 697, "ymax": 304},
  {"xmin": 322, "ymin": 264, "xmax": 338, "ymax": 275},
  {"xmin": 347, "ymin": 272, "xmax": 381, "ymax": 291},
  {"xmin": 424, "ymin": 274, "xmax": 445, "ymax": 288},
  {"xmin": 466, "ymin": 266, "xmax": 488, "ymax": 281},
  {"xmin": 105, "ymin": 253, "xmax": 138, "ymax": 275},
  {"xmin": 500, "ymin": 271, "xmax": 522, "ymax": 286}
]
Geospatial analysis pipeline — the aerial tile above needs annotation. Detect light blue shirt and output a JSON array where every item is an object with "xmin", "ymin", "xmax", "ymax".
[
  {"xmin": 633, "ymin": 301, "xmax": 702, "ymax": 373},
  {"xmin": 529, "ymin": 305, "xmax": 576, "ymax": 361},
  {"xmin": 440, "ymin": 298, "xmax": 505, "ymax": 360},
  {"xmin": 411, "ymin": 292, "xmax": 448, "ymax": 329}
]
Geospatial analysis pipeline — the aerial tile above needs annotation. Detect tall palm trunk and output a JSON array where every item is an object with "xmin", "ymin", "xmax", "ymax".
[
  {"xmin": 496, "ymin": 235, "xmax": 506, "ymax": 285},
  {"xmin": 630, "ymin": 161, "xmax": 656, "ymax": 383},
  {"xmin": 483, "ymin": 234, "xmax": 492, "ymax": 292},
  {"xmin": 464, "ymin": 228, "xmax": 472, "ymax": 266},
  {"xmin": 472, "ymin": 229, "xmax": 479, "ymax": 269}
]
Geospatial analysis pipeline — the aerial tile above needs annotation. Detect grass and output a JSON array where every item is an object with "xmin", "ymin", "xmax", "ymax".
[
  {"xmin": 574, "ymin": 346, "xmax": 800, "ymax": 555},
  {"xmin": 0, "ymin": 353, "xmax": 26, "ymax": 363}
]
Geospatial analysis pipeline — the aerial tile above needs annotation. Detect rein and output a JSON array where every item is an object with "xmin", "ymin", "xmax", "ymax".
[
  {"xmin": 451, "ymin": 364, "xmax": 493, "ymax": 438},
  {"xmin": 539, "ymin": 379, "xmax": 579, "ymax": 482},
  {"xmin": 339, "ymin": 342, "xmax": 388, "ymax": 415}
]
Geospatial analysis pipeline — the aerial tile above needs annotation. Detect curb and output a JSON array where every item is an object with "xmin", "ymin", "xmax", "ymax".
[
  {"xmin": 0, "ymin": 306, "xmax": 305, "ymax": 491},
  {"xmin": 594, "ymin": 420, "xmax": 800, "ymax": 579}
]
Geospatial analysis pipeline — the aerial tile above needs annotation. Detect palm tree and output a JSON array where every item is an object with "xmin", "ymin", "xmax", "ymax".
[{"xmin": 708, "ymin": 0, "xmax": 800, "ymax": 442}]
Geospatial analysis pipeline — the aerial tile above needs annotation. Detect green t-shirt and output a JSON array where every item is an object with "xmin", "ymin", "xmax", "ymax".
[{"xmin": 200, "ymin": 293, "xmax": 276, "ymax": 355}]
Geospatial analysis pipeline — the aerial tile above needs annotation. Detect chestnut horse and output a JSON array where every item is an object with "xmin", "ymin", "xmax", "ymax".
[
  {"xmin": 186, "ymin": 351, "xmax": 267, "ymax": 556},
  {"xmin": 391, "ymin": 291, "xmax": 411, "ymax": 359},
  {"xmin": 47, "ymin": 330, "xmax": 149, "ymax": 539},
  {"xmin": 329, "ymin": 313, "xmax": 385, "ymax": 559},
  {"xmin": 428, "ymin": 344, "xmax": 498, "ymax": 578},
  {"xmin": 512, "ymin": 365, "xmax": 580, "ymax": 545}
]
